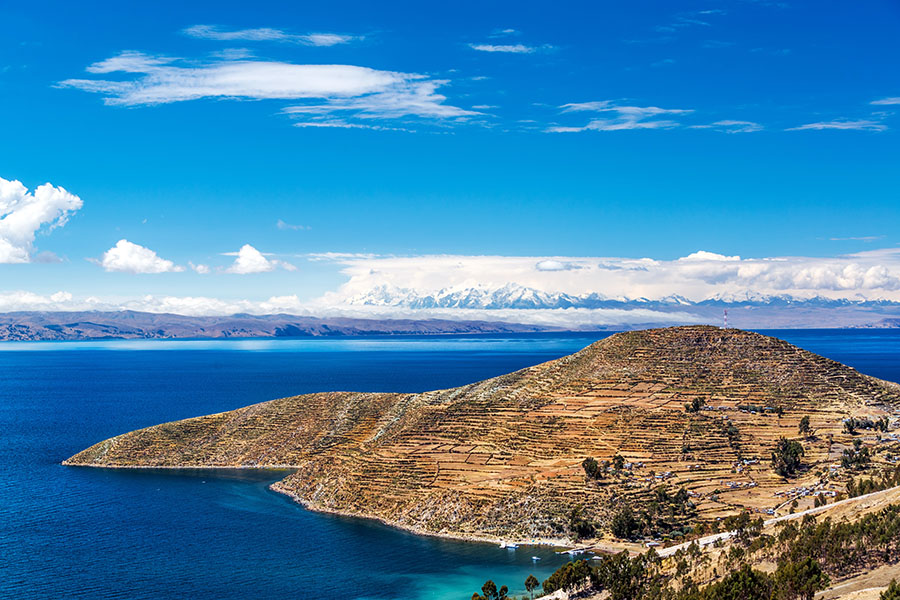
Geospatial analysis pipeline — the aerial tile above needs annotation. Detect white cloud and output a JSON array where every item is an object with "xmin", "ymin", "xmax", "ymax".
[
  {"xmin": 549, "ymin": 102, "xmax": 693, "ymax": 132},
  {"xmin": 282, "ymin": 78, "xmax": 477, "ymax": 122},
  {"xmin": 311, "ymin": 250, "xmax": 900, "ymax": 305},
  {"xmin": 468, "ymin": 43, "xmax": 550, "ymax": 54},
  {"xmin": 679, "ymin": 251, "xmax": 741, "ymax": 262},
  {"xmin": 292, "ymin": 120, "xmax": 388, "ymax": 130},
  {"xmin": 304, "ymin": 33, "xmax": 356, "ymax": 47},
  {"xmin": 225, "ymin": 244, "xmax": 296, "ymax": 274},
  {"xmin": 0, "ymin": 176, "xmax": 83, "ymax": 263},
  {"xmin": 786, "ymin": 119, "xmax": 887, "ymax": 132},
  {"xmin": 276, "ymin": 219, "xmax": 310, "ymax": 231},
  {"xmin": 59, "ymin": 52, "xmax": 474, "ymax": 126},
  {"xmin": 535, "ymin": 259, "xmax": 584, "ymax": 271},
  {"xmin": 691, "ymin": 120, "xmax": 763, "ymax": 133},
  {"xmin": 183, "ymin": 25, "xmax": 358, "ymax": 46},
  {"xmin": 6, "ymin": 250, "xmax": 900, "ymax": 326},
  {"xmin": 0, "ymin": 290, "xmax": 78, "ymax": 312},
  {"xmin": 0, "ymin": 290, "xmax": 304, "ymax": 316},
  {"xmin": 0, "ymin": 289, "xmax": 699, "ymax": 327},
  {"xmin": 96, "ymin": 239, "xmax": 183, "ymax": 274},
  {"xmin": 871, "ymin": 97, "xmax": 900, "ymax": 106},
  {"xmin": 189, "ymin": 262, "xmax": 211, "ymax": 274},
  {"xmin": 829, "ymin": 236, "xmax": 883, "ymax": 242}
]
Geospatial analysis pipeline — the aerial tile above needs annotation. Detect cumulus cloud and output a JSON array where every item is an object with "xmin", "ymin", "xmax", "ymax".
[
  {"xmin": 0, "ymin": 290, "xmax": 302, "ymax": 316},
  {"xmin": 311, "ymin": 250, "xmax": 900, "ymax": 305},
  {"xmin": 96, "ymin": 239, "xmax": 183, "ymax": 273},
  {"xmin": 548, "ymin": 102, "xmax": 693, "ymax": 132},
  {"xmin": 0, "ymin": 176, "xmax": 83, "ymax": 263},
  {"xmin": 224, "ymin": 244, "xmax": 296, "ymax": 274},
  {"xmin": 183, "ymin": 25, "xmax": 359, "ymax": 46},
  {"xmin": 189, "ymin": 262, "xmax": 211, "ymax": 274},
  {"xmin": 0, "ymin": 288, "xmax": 700, "ymax": 327},
  {"xmin": 679, "ymin": 251, "xmax": 741, "ymax": 262},
  {"xmin": 535, "ymin": 259, "xmax": 584, "ymax": 271},
  {"xmin": 7, "ymin": 249, "xmax": 900, "ymax": 326},
  {"xmin": 786, "ymin": 119, "xmax": 887, "ymax": 132},
  {"xmin": 59, "ymin": 52, "xmax": 474, "ymax": 126},
  {"xmin": 0, "ymin": 290, "xmax": 78, "ymax": 312}
]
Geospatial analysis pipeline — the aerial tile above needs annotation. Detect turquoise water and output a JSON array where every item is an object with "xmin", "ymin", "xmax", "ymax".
[{"xmin": 2, "ymin": 330, "xmax": 899, "ymax": 599}]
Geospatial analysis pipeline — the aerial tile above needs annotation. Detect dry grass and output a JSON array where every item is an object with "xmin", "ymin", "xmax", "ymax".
[{"xmin": 65, "ymin": 326, "xmax": 900, "ymax": 543}]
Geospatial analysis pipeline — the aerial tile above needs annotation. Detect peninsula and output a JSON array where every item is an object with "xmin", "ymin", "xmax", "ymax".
[{"xmin": 65, "ymin": 326, "xmax": 900, "ymax": 547}]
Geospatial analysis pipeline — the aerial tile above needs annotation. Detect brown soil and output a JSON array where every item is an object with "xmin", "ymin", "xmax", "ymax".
[{"xmin": 64, "ymin": 326, "xmax": 900, "ymax": 543}]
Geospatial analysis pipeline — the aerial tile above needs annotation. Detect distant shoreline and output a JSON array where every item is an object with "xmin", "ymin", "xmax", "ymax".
[
  {"xmin": 0, "ymin": 310, "xmax": 562, "ymax": 342},
  {"xmin": 1, "ymin": 307, "xmax": 899, "ymax": 342}
]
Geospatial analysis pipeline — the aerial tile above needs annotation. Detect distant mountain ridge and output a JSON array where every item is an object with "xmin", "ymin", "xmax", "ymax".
[
  {"xmin": 346, "ymin": 283, "xmax": 899, "ymax": 311},
  {"xmin": 0, "ymin": 311, "xmax": 551, "ymax": 341},
  {"xmin": 3, "ymin": 284, "xmax": 900, "ymax": 340}
]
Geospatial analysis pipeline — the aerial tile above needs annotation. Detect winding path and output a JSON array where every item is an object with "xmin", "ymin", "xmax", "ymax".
[{"xmin": 657, "ymin": 484, "xmax": 900, "ymax": 558}]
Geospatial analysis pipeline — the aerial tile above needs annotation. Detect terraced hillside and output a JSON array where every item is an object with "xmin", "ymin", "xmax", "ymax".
[{"xmin": 64, "ymin": 326, "xmax": 900, "ymax": 543}]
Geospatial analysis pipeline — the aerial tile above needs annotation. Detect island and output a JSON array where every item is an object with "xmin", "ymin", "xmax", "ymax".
[{"xmin": 65, "ymin": 326, "xmax": 900, "ymax": 549}]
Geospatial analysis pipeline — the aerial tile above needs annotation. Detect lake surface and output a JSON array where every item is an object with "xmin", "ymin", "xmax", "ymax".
[{"xmin": 2, "ymin": 329, "xmax": 899, "ymax": 599}]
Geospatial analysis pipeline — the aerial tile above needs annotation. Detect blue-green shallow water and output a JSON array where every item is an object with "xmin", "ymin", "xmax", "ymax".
[{"xmin": 2, "ymin": 330, "xmax": 900, "ymax": 599}]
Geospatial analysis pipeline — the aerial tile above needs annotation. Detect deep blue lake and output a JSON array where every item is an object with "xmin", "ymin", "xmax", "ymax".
[{"xmin": 2, "ymin": 329, "xmax": 899, "ymax": 599}]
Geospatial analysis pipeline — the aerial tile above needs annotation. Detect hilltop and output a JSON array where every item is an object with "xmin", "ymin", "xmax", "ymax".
[{"xmin": 65, "ymin": 326, "xmax": 900, "ymax": 545}]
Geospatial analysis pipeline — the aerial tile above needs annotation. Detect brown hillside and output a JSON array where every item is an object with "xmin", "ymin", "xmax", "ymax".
[{"xmin": 64, "ymin": 326, "xmax": 900, "ymax": 543}]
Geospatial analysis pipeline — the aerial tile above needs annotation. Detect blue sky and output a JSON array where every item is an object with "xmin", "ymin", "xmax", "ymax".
[{"xmin": 1, "ymin": 0, "xmax": 899, "ymax": 319}]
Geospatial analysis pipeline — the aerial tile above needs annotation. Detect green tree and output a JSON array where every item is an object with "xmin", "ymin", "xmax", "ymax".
[
  {"xmin": 685, "ymin": 397, "xmax": 703, "ymax": 413},
  {"xmin": 798, "ymin": 416, "xmax": 811, "ymax": 436},
  {"xmin": 524, "ymin": 574, "xmax": 539, "ymax": 600},
  {"xmin": 568, "ymin": 504, "xmax": 595, "ymax": 540},
  {"xmin": 774, "ymin": 557, "xmax": 829, "ymax": 600},
  {"xmin": 613, "ymin": 453, "xmax": 625, "ymax": 471},
  {"xmin": 882, "ymin": 579, "xmax": 900, "ymax": 600},
  {"xmin": 594, "ymin": 552, "xmax": 648, "ymax": 600},
  {"xmin": 542, "ymin": 560, "xmax": 593, "ymax": 595},
  {"xmin": 842, "ymin": 438, "xmax": 871, "ymax": 470},
  {"xmin": 686, "ymin": 564, "xmax": 773, "ymax": 600},
  {"xmin": 610, "ymin": 506, "xmax": 640, "ymax": 539},
  {"xmin": 582, "ymin": 457, "xmax": 599, "ymax": 478},
  {"xmin": 772, "ymin": 437, "xmax": 805, "ymax": 477},
  {"xmin": 471, "ymin": 580, "xmax": 508, "ymax": 600}
]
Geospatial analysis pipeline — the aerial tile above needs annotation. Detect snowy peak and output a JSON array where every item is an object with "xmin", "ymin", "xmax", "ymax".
[
  {"xmin": 344, "ymin": 284, "xmax": 897, "ymax": 311},
  {"xmin": 345, "ymin": 283, "xmax": 589, "ymax": 310}
]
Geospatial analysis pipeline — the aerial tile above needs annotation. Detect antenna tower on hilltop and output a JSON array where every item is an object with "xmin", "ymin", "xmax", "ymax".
[{"xmin": 723, "ymin": 309, "xmax": 728, "ymax": 329}]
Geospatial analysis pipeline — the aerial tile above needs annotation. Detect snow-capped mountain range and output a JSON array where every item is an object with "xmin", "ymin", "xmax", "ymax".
[{"xmin": 344, "ymin": 283, "xmax": 895, "ymax": 311}]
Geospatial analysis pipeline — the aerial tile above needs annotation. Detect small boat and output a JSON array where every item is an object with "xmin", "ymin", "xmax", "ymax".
[
  {"xmin": 532, "ymin": 556, "xmax": 541, "ymax": 561},
  {"xmin": 506, "ymin": 543, "xmax": 519, "ymax": 549}
]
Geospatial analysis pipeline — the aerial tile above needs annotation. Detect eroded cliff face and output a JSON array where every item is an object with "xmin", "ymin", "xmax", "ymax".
[{"xmin": 65, "ymin": 326, "xmax": 900, "ymax": 542}]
